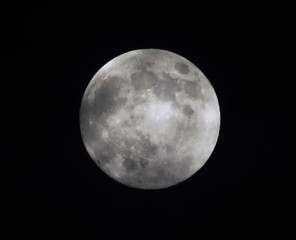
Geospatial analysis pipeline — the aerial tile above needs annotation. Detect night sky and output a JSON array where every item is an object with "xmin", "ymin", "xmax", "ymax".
[{"xmin": 2, "ymin": 2, "xmax": 287, "ymax": 238}]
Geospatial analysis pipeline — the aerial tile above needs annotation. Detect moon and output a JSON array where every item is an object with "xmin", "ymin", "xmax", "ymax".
[{"xmin": 80, "ymin": 49, "xmax": 220, "ymax": 189}]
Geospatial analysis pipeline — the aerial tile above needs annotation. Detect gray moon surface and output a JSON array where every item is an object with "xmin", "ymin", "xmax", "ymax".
[{"xmin": 80, "ymin": 49, "xmax": 220, "ymax": 189}]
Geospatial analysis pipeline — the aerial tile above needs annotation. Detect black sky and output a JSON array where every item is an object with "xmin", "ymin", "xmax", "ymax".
[{"xmin": 1, "ymin": 1, "xmax": 288, "ymax": 239}]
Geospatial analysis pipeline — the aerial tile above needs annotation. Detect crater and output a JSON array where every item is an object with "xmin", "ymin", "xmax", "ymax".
[
  {"xmin": 113, "ymin": 97, "xmax": 127, "ymax": 110},
  {"xmin": 93, "ymin": 77, "xmax": 123, "ymax": 118},
  {"xmin": 123, "ymin": 158, "xmax": 137, "ymax": 170},
  {"xmin": 153, "ymin": 80, "xmax": 176, "ymax": 102},
  {"xmin": 184, "ymin": 80, "xmax": 202, "ymax": 99},
  {"xmin": 93, "ymin": 139, "xmax": 115, "ymax": 163},
  {"xmin": 80, "ymin": 114, "xmax": 98, "ymax": 143},
  {"xmin": 139, "ymin": 156, "xmax": 149, "ymax": 168},
  {"xmin": 139, "ymin": 144, "xmax": 156, "ymax": 157},
  {"xmin": 175, "ymin": 62, "xmax": 190, "ymax": 74},
  {"xmin": 95, "ymin": 153, "xmax": 110, "ymax": 166},
  {"xmin": 131, "ymin": 71, "xmax": 157, "ymax": 90},
  {"xmin": 182, "ymin": 104, "xmax": 194, "ymax": 117}
]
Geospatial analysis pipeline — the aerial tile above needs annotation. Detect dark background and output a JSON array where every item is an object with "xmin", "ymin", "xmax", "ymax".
[{"xmin": 1, "ymin": 1, "xmax": 289, "ymax": 239}]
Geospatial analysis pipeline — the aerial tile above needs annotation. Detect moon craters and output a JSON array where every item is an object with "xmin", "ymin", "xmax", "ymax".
[
  {"xmin": 153, "ymin": 74, "xmax": 182, "ymax": 102},
  {"xmin": 131, "ymin": 71, "xmax": 157, "ymax": 90},
  {"xmin": 93, "ymin": 77, "xmax": 125, "ymax": 117},
  {"xmin": 80, "ymin": 49, "xmax": 220, "ymax": 189},
  {"xmin": 175, "ymin": 62, "xmax": 190, "ymax": 74},
  {"xmin": 182, "ymin": 104, "xmax": 194, "ymax": 117},
  {"xmin": 184, "ymin": 80, "xmax": 203, "ymax": 99}
]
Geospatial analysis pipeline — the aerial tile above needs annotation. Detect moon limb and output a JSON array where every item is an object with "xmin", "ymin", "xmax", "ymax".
[{"xmin": 80, "ymin": 49, "xmax": 220, "ymax": 189}]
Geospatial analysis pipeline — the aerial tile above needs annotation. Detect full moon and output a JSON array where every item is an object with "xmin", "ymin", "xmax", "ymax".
[{"xmin": 80, "ymin": 49, "xmax": 220, "ymax": 189}]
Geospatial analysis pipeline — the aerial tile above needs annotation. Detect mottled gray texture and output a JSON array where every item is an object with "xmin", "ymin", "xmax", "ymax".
[
  {"xmin": 80, "ymin": 49, "xmax": 220, "ymax": 189},
  {"xmin": 131, "ymin": 71, "xmax": 157, "ymax": 90},
  {"xmin": 175, "ymin": 62, "xmax": 190, "ymax": 74},
  {"xmin": 182, "ymin": 104, "xmax": 194, "ymax": 117}
]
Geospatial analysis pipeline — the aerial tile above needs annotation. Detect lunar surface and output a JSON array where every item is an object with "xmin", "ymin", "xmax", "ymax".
[{"xmin": 80, "ymin": 49, "xmax": 220, "ymax": 189}]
